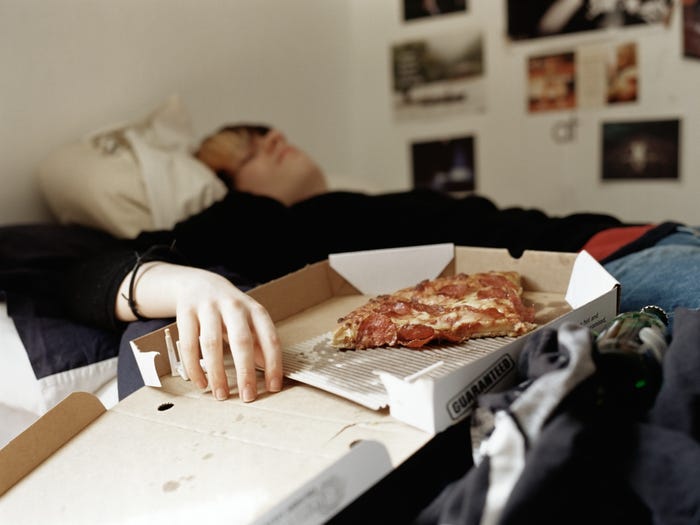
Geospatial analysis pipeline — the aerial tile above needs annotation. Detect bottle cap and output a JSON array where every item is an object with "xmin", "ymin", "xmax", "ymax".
[{"xmin": 640, "ymin": 305, "xmax": 668, "ymax": 326}]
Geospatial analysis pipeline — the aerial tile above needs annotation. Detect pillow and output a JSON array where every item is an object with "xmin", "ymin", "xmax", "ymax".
[{"xmin": 37, "ymin": 94, "xmax": 227, "ymax": 238}]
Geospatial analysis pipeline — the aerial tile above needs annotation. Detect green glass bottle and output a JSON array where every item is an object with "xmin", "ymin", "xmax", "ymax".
[{"xmin": 593, "ymin": 305, "xmax": 668, "ymax": 415}]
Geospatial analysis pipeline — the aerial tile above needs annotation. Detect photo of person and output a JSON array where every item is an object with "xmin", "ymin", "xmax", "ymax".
[
  {"xmin": 527, "ymin": 51, "xmax": 576, "ymax": 112},
  {"xmin": 403, "ymin": 0, "xmax": 467, "ymax": 21},
  {"xmin": 391, "ymin": 30, "xmax": 485, "ymax": 119},
  {"xmin": 683, "ymin": 0, "xmax": 700, "ymax": 59},
  {"xmin": 411, "ymin": 134, "xmax": 476, "ymax": 193},
  {"xmin": 607, "ymin": 42, "xmax": 638, "ymax": 104},
  {"xmin": 601, "ymin": 119, "xmax": 680, "ymax": 180},
  {"xmin": 507, "ymin": 0, "xmax": 673, "ymax": 41}
]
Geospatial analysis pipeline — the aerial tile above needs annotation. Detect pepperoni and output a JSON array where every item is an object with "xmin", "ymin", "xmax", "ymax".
[
  {"xmin": 382, "ymin": 300, "xmax": 412, "ymax": 316},
  {"xmin": 439, "ymin": 323, "xmax": 478, "ymax": 341},
  {"xmin": 397, "ymin": 324, "xmax": 435, "ymax": 348},
  {"xmin": 408, "ymin": 299, "xmax": 443, "ymax": 316},
  {"xmin": 357, "ymin": 313, "xmax": 397, "ymax": 349},
  {"xmin": 477, "ymin": 306, "xmax": 506, "ymax": 319},
  {"xmin": 372, "ymin": 298, "xmax": 443, "ymax": 318},
  {"xmin": 332, "ymin": 271, "xmax": 537, "ymax": 350},
  {"xmin": 367, "ymin": 296, "xmax": 407, "ymax": 315},
  {"xmin": 437, "ymin": 283, "xmax": 472, "ymax": 298}
]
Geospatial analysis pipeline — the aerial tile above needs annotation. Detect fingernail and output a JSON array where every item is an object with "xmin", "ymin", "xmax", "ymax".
[
  {"xmin": 269, "ymin": 378, "xmax": 282, "ymax": 392},
  {"xmin": 215, "ymin": 387, "xmax": 228, "ymax": 401},
  {"xmin": 242, "ymin": 385, "xmax": 256, "ymax": 403},
  {"xmin": 196, "ymin": 378, "xmax": 208, "ymax": 390}
]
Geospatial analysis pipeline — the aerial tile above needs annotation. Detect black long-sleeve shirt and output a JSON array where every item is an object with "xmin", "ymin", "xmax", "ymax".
[{"xmin": 63, "ymin": 189, "xmax": 625, "ymax": 331}]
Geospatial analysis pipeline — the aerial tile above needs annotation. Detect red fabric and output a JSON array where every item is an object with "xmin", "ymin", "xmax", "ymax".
[{"xmin": 581, "ymin": 224, "xmax": 656, "ymax": 261}]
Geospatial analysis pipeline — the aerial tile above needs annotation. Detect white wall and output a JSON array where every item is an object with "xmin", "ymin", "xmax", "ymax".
[
  {"xmin": 1, "ymin": 0, "xmax": 698, "ymax": 226},
  {"xmin": 0, "ymin": 0, "xmax": 353, "ymax": 224},
  {"xmin": 347, "ymin": 1, "xmax": 700, "ymax": 224}
]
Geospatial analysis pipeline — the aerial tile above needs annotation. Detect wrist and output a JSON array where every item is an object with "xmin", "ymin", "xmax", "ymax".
[{"xmin": 116, "ymin": 261, "xmax": 176, "ymax": 322}]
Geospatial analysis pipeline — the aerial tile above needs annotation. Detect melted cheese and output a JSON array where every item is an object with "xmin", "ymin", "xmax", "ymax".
[{"xmin": 331, "ymin": 271, "xmax": 537, "ymax": 350}]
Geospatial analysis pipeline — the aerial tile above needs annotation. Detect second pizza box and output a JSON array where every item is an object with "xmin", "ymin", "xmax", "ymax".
[{"xmin": 132, "ymin": 243, "xmax": 620, "ymax": 434}]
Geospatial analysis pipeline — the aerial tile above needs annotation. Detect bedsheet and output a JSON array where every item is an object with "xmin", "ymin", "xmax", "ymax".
[{"xmin": 0, "ymin": 300, "xmax": 119, "ymax": 447}]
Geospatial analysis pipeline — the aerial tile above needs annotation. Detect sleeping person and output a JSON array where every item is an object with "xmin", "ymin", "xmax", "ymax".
[{"xmin": 61, "ymin": 122, "xmax": 696, "ymax": 405}]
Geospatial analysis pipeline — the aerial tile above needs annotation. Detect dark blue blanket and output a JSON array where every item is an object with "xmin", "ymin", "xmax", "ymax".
[{"xmin": 0, "ymin": 223, "xmax": 120, "ymax": 378}]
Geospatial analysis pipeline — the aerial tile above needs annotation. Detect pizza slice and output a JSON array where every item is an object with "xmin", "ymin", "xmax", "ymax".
[{"xmin": 330, "ymin": 271, "xmax": 537, "ymax": 350}]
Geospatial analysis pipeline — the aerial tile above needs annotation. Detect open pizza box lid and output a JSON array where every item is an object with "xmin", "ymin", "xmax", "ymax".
[
  {"xmin": 131, "ymin": 244, "xmax": 620, "ymax": 434},
  {"xmin": 0, "ymin": 378, "xmax": 432, "ymax": 524}
]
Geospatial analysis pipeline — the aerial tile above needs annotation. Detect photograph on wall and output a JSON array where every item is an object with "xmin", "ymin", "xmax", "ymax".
[
  {"xmin": 606, "ymin": 41, "xmax": 638, "ymax": 103},
  {"xmin": 683, "ymin": 0, "xmax": 700, "ymax": 59},
  {"xmin": 601, "ymin": 118, "xmax": 680, "ymax": 180},
  {"xmin": 507, "ymin": 0, "xmax": 673, "ymax": 41},
  {"xmin": 403, "ymin": 0, "xmax": 468, "ymax": 21},
  {"xmin": 411, "ymin": 134, "xmax": 476, "ymax": 192},
  {"xmin": 577, "ymin": 41, "xmax": 639, "ymax": 108},
  {"xmin": 391, "ymin": 30, "xmax": 485, "ymax": 120},
  {"xmin": 530, "ymin": 42, "xmax": 639, "ymax": 112},
  {"xmin": 576, "ymin": 44, "xmax": 608, "ymax": 108},
  {"xmin": 527, "ymin": 51, "xmax": 576, "ymax": 112}
]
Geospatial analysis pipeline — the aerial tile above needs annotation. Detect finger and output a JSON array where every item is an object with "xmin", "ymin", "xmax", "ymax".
[
  {"xmin": 248, "ymin": 301, "xmax": 283, "ymax": 393},
  {"xmin": 221, "ymin": 302, "xmax": 259, "ymax": 402},
  {"xmin": 176, "ymin": 308, "xmax": 207, "ymax": 389},
  {"xmin": 197, "ymin": 309, "xmax": 228, "ymax": 401}
]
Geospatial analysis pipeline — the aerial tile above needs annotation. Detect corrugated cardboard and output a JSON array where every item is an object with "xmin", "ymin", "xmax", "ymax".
[
  {"xmin": 0, "ymin": 244, "xmax": 618, "ymax": 523},
  {"xmin": 132, "ymin": 244, "xmax": 619, "ymax": 433},
  {"xmin": 0, "ymin": 379, "xmax": 431, "ymax": 524}
]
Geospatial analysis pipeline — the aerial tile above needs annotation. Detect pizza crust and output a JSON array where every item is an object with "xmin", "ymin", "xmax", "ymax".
[{"xmin": 330, "ymin": 271, "xmax": 537, "ymax": 350}]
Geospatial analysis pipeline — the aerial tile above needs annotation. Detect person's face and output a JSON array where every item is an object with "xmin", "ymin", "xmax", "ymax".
[{"xmin": 217, "ymin": 128, "xmax": 327, "ymax": 206}]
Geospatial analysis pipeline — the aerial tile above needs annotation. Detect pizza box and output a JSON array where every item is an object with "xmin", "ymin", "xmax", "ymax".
[
  {"xmin": 0, "ymin": 378, "xmax": 432, "ymax": 524},
  {"xmin": 132, "ymin": 243, "xmax": 620, "ymax": 434}
]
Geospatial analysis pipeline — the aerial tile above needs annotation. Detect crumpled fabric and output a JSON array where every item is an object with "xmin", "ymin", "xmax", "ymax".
[{"xmin": 414, "ymin": 308, "xmax": 700, "ymax": 525}]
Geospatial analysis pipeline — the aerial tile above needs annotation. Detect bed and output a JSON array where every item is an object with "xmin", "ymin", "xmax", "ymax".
[
  {"xmin": 3, "ymin": 221, "xmax": 700, "ymax": 524},
  {"xmin": 2, "ymin": 184, "xmax": 699, "ymax": 522},
  {"xmin": 0, "ymin": 95, "xmax": 383, "ymax": 447}
]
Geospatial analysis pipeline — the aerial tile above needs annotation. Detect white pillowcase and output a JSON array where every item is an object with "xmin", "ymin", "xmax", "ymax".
[
  {"xmin": 37, "ymin": 95, "xmax": 227, "ymax": 238},
  {"xmin": 0, "ymin": 301, "xmax": 119, "ymax": 447}
]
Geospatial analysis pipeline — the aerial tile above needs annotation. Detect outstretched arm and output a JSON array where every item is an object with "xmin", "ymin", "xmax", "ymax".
[
  {"xmin": 64, "ymin": 247, "xmax": 283, "ymax": 403},
  {"xmin": 116, "ymin": 261, "xmax": 283, "ymax": 402}
]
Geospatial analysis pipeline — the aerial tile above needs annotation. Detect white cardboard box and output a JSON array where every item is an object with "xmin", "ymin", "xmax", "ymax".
[
  {"xmin": 133, "ymin": 244, "xmax": 620, "ymax": 434},
  {"xmin": 0, "ymin": 379, "xmax": 432, "ymax": 524},
  {"xmin": 0, "ymin": 244, "xmax": 618, "ymax": 524}
]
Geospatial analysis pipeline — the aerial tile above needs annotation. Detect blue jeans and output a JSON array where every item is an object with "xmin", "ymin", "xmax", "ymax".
[{"xmin": 603, "ymin": 226, "xmax": 700, "ymax": 334}]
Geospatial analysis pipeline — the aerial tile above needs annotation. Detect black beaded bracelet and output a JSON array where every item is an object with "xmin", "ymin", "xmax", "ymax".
[
  {"xmin": 120, "ymin": 242, "xmax": 179, "ymax": 321},
  {"xmin": 123, "ymin": 251, "xmax": 150, "ymax": 321}
]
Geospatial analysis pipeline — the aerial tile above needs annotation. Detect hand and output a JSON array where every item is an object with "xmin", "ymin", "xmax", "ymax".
[
  {"xmin": 175, "ymin": 267, "xmax": 283, "ymax": 402},
  {"xmin": 117, "ymin": 262, "xmax": 283, "ymax": 402}
]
